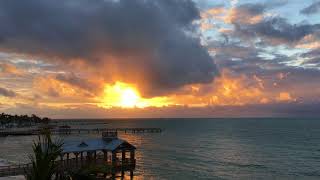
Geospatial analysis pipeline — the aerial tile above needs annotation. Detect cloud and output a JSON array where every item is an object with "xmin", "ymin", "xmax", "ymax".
[
  {"xmin": 230, "ymin": 0, "xmax": 238, "ymax": 8},
  {"xmin": 0, "ymin": 63, "xmax": 24, "ymax": 76},
  {"xmin": 204, "ymin": 3, "xmax": 320, "ymax": 47},
  {"xmin": 0, "ymin": 87, "xmax": 16, "ymax": 97},
  {"xmin": 277, "ymin": 92, "xmax": 294, "ymax": 102},
  {"xmin": 204, "ymin": 2, "xmax": 287, "ymax": 26},
  {"xmin": 301, "ymin": 49, "xmax": 320, "ymax": 58},
  {"xmin": 225, "ymin": 3, "xmax": 266, "ymax": 25},
  {"xmin": 55, "ymin": 73, "xmax": 102, "ymax": 93},
  {"xmin": 300, "ymin": 1, "xmax": 320, "ymax": 15},
  {"xmin": 33, "ymin": 75, "xmax": 96, "ymax": 100},
  {"xmin": 232, "ymin": 17, "xmax": 320, "ymax": 46},
  {"xmin": 0, "ymin": 0, "xmax": 218, "ymax": 97},
  {"xmin": 296, "ymin": 33, "xmax": 320, "ymax": 49},
  {"xmin": 300, "ymin": 49, "xmax": 320, "ymax": 66},
  {"xmin": 200, "ymin": 3, "xmax": 267, "ymax": 31}
]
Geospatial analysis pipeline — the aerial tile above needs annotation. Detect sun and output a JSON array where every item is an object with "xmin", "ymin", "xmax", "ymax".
[
  {"xmin": 120, "ymin": 88, "xmax": 139, "ymax": 108},
  {"xmin": 100, "ymin": 81, "xmax": 171, "ymax": 108},
  {"xmin": 101, "ymin": 81, "xmax": 141, "ymax": 108}
]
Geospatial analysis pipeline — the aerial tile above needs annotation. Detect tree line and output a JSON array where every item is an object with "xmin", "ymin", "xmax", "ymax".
[{"xmin": 0, "ymin": 113, "xmax": 51, "ymax": 128}]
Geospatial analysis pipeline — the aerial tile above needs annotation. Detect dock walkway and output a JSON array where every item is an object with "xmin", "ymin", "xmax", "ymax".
[
  {"xmin": 0, "ymin": 127, "xmax": 162, "ymax": 136},
  {"xmin": 0, "ymin": 157, "xmax": 135, "ymax": 177}
]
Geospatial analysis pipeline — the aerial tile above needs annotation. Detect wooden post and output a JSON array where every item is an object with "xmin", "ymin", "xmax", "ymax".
[
  {"xmin": 122, "ymin": 150, "xmax": 126, "ymax": 165},
  {"xmin": 130, "ymin": 170, "xmax": 133, "ymax": 180},
  {"xmin": 75, "ymin": 152, "xmax": 79, "ymax": 167},
  {"xmin": 112, "ymin": 151, "xmax": 116, "ymax": 167},
  {"xmin": 121, "ymin": 169, "xmax": 124, "ymax": 179},
  {"xmin": 103, "ymin": 150, "xmax": 108, "ymax": 162},
  {"xmin": 87, "ymin": 151, "xmax": 90, "ymax": 162},
  {"xmin": 103, "ymin": 150, "xmax": 109, "ymax": 163},
  {"xmin": 66, "ymin": 153, "xmax": 69, "ymax": 166},
  {"xmin": 80, "ymin": 152, "xmax": 83, "ymax": 166},
  {"xmin": 61, "ymin": 154, "xmax": 64, "ymax": 167},
  {"xmin": 130, "ymin": 150, "xmax": 135, "ymax": 164}
]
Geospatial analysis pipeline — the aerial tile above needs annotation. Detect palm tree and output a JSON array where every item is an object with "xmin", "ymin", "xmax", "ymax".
[{"xmin": 25, "ymin": 131, "xmax": 63, "ymax": 180}]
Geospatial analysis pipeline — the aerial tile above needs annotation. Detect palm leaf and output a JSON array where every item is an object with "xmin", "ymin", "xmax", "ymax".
[{"xmin": 25, "ymin": 131, "xmax": 63, "ymax": 180}]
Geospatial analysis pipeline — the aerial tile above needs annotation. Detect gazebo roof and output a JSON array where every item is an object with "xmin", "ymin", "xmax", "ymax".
[{"xmin": 62, "ymin": 137, "xmax": 136, "ymax": 153}]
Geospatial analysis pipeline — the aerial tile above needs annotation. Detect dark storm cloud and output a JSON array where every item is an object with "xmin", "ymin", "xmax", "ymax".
[
  {"xmin": 301, "ymin": 49, "xmax": 320, "ymax": 66},
  {"xmin": 56, "ymin": 73, "xmax": 95, "ymax": 92},
  {"xmin": 0, "ymin": 87, "xmax": 16, "ymax": 97},
  {"xmin": 301, "ymin": 49, "xmax": 320, "ymax": 58},
  {"xmin": 237, "ymin": 3, "xmax": 266, "ymax": 16},
  {"xmin": 232, "ymin": 1, "xmax": 287, "ymax": 18},
  {"xmin": 209, "ymin": 41, "xmax": 291, "ymax": 74},
  {"xmin": 222, "ymin": 3, "xmax": 320, "ymax": 46},
  {"xmin": 234, "ymin": 17, "xmax": 320, "ymax": 45},
  {"xmin": 0, "ymin": 0, "xmax": 217, "ymax": 96},
  {"xmin": 300, "ymin": 1, "xmax": 320, "ymax": 15}
]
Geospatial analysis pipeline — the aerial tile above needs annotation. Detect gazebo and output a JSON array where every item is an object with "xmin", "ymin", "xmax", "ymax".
[{"xmin": 59, "ymin": 131, "xmax": 136, "ymax": 178}]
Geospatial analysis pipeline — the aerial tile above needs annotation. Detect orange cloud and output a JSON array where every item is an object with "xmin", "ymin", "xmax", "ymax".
[
  {"xmin": 277, "ymin": 92, "xmax": 295, "ymax": 102},
  {"xmin": 0, "ymin": 63, "xmax": 24, "ymax": 76},
  {"xmin": 167, "ymin": 70, "xmax": 266, "ymax": 106},
  {"xmin": 224, "ymin": 8, "xmax": 263, "ymax": 25},
  {"xmin": 200, "ymin": 5, "xmax": 265, "ymax": 34},
  {"xmin": 30, "ymin": 69, "xmax": 299, "ymax": 110},
  {"xmin": 277, "ymin": 72, "xmax": 290, "ymax": 80},
  {"xmin": 296, "ymin": 34, "xmax": 320, "ymax": 49},
  {"xmin": 201, "ymin": 7, "xmax": 226, "ymax": 19},
  {"xmin": 200, "ymin": 7, "xmax": 226, "ymax": 31},
  {"xmin": 33, "ymin": 76, "xmax": 96, "ymax": 103}
]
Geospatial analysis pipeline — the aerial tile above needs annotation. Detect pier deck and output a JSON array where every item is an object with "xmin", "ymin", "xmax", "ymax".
[
  {"xmin": 0, "ymin": 157, "xmax": 135, "ymax": 178},
  {"xmin": 0, "ymin": 127, "xmax": 162, "ymax": 136}
]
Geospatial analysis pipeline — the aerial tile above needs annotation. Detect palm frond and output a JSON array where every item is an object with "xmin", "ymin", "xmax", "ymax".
[{"xmin": 25, "ymin": 131, "xmax": 63, "ymax": 180}]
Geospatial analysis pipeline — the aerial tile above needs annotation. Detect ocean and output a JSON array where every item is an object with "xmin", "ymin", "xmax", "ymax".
[{"xmin": 1, "ymin": 118, "xmax": 320, "ymax": 179}]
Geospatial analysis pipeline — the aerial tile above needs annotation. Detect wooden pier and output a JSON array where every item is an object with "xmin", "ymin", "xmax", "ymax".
[
  {"xmin": 0, "ymin": 132, "xmax": 137, "ymax": 178},
  {"xmin": 0, "ymin": 127, "xmax": 162, "ymax": 136},
  {"xmin": 0, "ymin": 157, "xmax": 135, "ymax": 178},
  {"xmin": 0, "ymin": 163, "xmax": 31, "ymax": 177}
]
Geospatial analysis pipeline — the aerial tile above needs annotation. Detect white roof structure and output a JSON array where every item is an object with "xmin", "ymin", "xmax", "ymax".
[{"xmin": 62, "ymin": 137, "xmax": 136, "ymax": 153}]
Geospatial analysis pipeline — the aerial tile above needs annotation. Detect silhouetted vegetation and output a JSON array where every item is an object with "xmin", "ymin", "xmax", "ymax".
[
  {"xmin": 0, "ymin": 113, "xmax": 51, "ymax": 128},
  {"xmin": 25, "ymin": 131, "xmax": 63, "ymax": 180}
]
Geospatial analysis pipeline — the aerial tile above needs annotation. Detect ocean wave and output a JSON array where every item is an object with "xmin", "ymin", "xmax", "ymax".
[
  {"xmin": 299, "ymin": 171, "xmax": 320, "ymax": 177},
  {"xmin": 223, "ymin": 161, "xmax": 267, "ymax": 169}
]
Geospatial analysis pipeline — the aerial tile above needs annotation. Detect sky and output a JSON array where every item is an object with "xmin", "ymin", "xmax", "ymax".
[{"xmin": 1, "ymin": 0, "xmax": 320, "ymax": 118}]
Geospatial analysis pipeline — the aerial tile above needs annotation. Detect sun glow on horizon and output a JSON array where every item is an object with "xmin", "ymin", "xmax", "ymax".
[
  {"xmin": 100, "ymin": 81, "xmax": 170, "ymax": 108},
  {"xmin": 119, "ymin": 87, "xmax": 139, "ymax": 107}
]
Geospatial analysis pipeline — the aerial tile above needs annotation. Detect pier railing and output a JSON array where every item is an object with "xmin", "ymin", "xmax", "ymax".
[
  {"xmin": 0, "ymin": 163, "xmax": 32, "ymax": 177},
  {"xmin": 0, "ymin": 157, "xmax": 136, "ymax": 177},
  {"xmin": 0, "ymin": 127, "xmax": 162, "ymax": 136}
]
